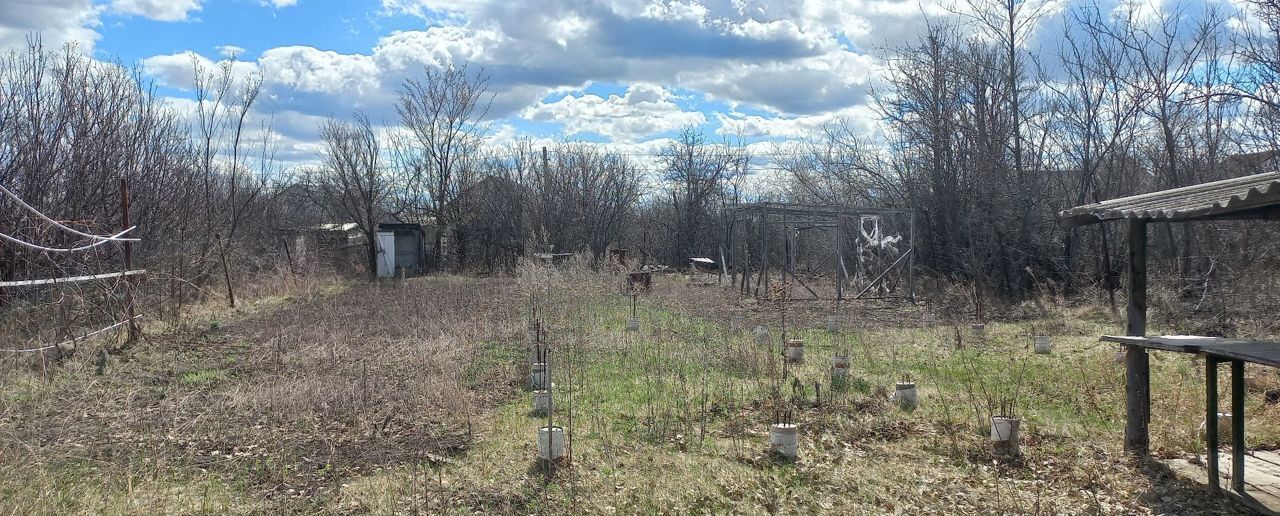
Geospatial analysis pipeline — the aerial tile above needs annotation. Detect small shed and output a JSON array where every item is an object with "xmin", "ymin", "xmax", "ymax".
[
  {"xmin": 287, "ymin": 222, "xmax": 365, "ymax": 274},
  {"xmin": 375, "ymin": 222, "xmax": 426, "ymax": 278},
  {"xmin": 1060, "ymin": 172, "xmax": 1280, "ymax": 513}
]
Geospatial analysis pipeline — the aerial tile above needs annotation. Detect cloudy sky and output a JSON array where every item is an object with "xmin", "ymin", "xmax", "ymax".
[{"xmin": 0, "ymin": 0, "xmax": 1226, "ymax": 168}]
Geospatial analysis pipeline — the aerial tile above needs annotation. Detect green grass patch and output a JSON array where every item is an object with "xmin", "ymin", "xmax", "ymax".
[{"xmin": 180, "ymin": 368, "xmax": 228, "ymax": 386}]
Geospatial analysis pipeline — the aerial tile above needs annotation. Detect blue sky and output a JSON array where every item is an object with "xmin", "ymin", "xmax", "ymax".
[
  {"xmin": 0, "ymin": 0, "xmax": 1238, "ymax": 169},
  {"xmin": 0, "ymin": 0, "xmax": 932, "ymax": 167}
]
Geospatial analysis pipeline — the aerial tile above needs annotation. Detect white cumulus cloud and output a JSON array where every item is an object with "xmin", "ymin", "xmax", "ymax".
[
  {"xmin": 0, "ymin": 0, "xmax": 103, "ymax": 52},
  {"xmin": 522, "ymin": 83, "xmax": 706, "ymax": 142},
  {"xmin": 110, "ymin": 0, "xmax": 202, "ymax": 22}
]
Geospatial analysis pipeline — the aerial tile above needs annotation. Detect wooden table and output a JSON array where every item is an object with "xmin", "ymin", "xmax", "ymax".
[{"xmin": 1104, "ymin": 335, "xmax": 1280, "ymax": 511}]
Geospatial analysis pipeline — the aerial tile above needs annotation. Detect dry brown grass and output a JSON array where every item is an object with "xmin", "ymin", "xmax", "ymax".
[
  {"xmin": 0, "ymin": 262, "xmax": 1269, "ymax": 514},
  {"xmin": 0, "ymin": 273, "xmax": 523, "ymax": 514}
]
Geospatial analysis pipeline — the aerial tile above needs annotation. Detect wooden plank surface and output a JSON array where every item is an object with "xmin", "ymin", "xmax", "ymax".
[
  {"xmin": 1100, "ymin": 335, "xmax": 1280, "ymax": 368},
  {"xmin": 1165, "ymin": 451, "xmax": 1280, "ymax": 515},
  {"xmin": 1101, "ymin": 335, "xmax": 1200, "ymax": 353}
]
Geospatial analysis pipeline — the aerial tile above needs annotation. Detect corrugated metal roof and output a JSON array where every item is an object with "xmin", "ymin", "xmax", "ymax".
[
  {"xmin": 1058, "ymin": 172, "xmax": 1280, "ymax": 227},
  {"xmin": 315, "ymin": 222, "xmax": 359, "ymax": 232}
]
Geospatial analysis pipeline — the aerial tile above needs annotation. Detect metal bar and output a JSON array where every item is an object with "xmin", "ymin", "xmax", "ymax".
[
  {"xmin": 1206, "ymin": 355, "xmax": 1220, "ymax": 491},
  {"xmin": 0, "ymin": 269, "xmax": 146, "ymax": 287},
  {"xmin": 835, "ymin": 214, "xmax": 845, "ymax": 300},
  {"xmin": 120, "ymin": 178, "xmax": 139, "ymax": 342},
  {"xmin": 1232, "ymin": 359, "xmax": 1246, "ymax": 492},
  {"xmin": 740, "ymin": 215, "xmax": 750, "ymax": 295},
  {"xmin": 1125, "ymin": 219, "xmax": 1149, "ymax": 456},
  {"xmin": 907, "ymin": 211, "xmax": 916, "ymax": 303},
  {"xmin": 752, "ymin": 209, "xmax": 762, "ymax": 299},
  {"xmin": 852, "ymin": 248, "xmax": 912, "ymax": 299},
  {"xmin": 718, "ymin": 244, "xmax": 726, "ymax": 286}
]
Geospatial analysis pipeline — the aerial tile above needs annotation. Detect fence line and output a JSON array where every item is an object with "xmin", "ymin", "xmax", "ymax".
[
  {"xmin": 0, "ymin": 226, "xmax": 136, "ymax": 253},
  {"xmin": 0, "ymin": 183, "xmax": 140, "ymax": 242},
  {"xmin": 0, "ymin": 269, "xmax": 146, "ymax": 288},
  {"xmin": 0, "ymin": 314, "xmax": 144, "ymax": 354}
]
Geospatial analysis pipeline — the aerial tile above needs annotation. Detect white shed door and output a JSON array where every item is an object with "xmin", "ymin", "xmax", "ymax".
[{"xmin": 376, "ymin": 231, "xmax": 396, "ymax": 278}]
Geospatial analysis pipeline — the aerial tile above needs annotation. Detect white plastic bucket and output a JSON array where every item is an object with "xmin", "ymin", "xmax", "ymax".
[
  {"xmin": 894, "ymin": 382, "xmax": 918, "ymax": 409},
  {"xmin": 990, "ymin": 416, "xmax": 1021, "ymax": 457},
  {"xmin": 786, "ymin": 339, "xmax": 805, "ymax": 363},
  {"xmin": 754, "ymin": 326, "xmax": 770, "ymax": 345},
  {"xmin": 1200, "ymin": 412, "xmax": 1233, "ymax": 444},
  {"xmin": 537, "ymin": 425, "xmax": 566, "ymax": 461},
  {"xmin": 532, "ymin": 390, "xmax": 552, "ymax": 415},
  {"xmin": 529, "ymin": 362, "xmax": 548, "ymax": 390},
  {"xmin": 625, "ymin": 317, "xmax": 640, "ymax": 332},
  {"xmin": 769, "ymin": 423, "xmax": 798, "ymax": 460},
  {"xmin": 831, "ymin": 355, "xmax": 850, "ymax": 381},
  {"xmin": 1033, "ymin": 336, "xmax": 1052, "ymax": 354}
]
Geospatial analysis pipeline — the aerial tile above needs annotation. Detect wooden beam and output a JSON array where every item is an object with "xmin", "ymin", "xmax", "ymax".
[
  {"xmin": 1233, "ymin": 359, "xmax": 1246, "ymax": 492},
  {"xmin": 1126, "ymin": 219, "xmax": 1148, "ymax": 336},
  {"xmin": 1207, "ymin": 355, "xmax": 1220, "ymax": 491},
  {"xmin": 1125, "ymin": 219, "xmax": 1150, "ymax": 456}
]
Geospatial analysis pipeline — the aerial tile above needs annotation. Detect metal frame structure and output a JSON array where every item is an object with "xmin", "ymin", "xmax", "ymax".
[{"xmin": 724, "ymin": 202, "xmax": 915, "ymax": 301}]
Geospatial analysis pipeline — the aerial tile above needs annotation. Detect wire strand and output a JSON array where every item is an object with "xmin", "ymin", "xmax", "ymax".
[
  {"xmin": 0, "ymin": 226, "xmax": 137, "ymax": 253},
  {"xmin": 0, "ymin": 315, "xmax": 143, "ymax": 354},
  {"xmin": 0, "ymin": 183, "xmax": 140, "ymax": 242}
]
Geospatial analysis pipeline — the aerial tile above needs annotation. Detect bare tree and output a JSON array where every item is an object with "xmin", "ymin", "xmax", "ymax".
[
  {"xmin": 0, "ymin": 37, "xmax": 208, "ymax": 321},
  {"xmin": 309, "ymin": 112, "xmax": 389, "ymax": 281},
  {"xmin": 1046, "ymin": 3, "xmax": 1145, "ymax": 296},
  {"xmin": 393, "ymin": 64, "xmax": 493, "ymax": 270},
  {"xmin": 1090, "ymin": 2, "xmax": 1226, "ymax": 277},
  {"xmin": 657, "ymin": 127, "xmax": 749, "ymax": 266},
  {"xmin": 189, "ymin": 53, "xmax": 266, "ymax": 306}
]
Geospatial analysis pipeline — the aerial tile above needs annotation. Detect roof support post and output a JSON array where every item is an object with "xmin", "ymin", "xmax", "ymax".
[
  {"xmin": 1125, "ymin": 219, "xmax": 1150, "ymax": 457},
  {"xmin": 1206, "ymin": 355, "xmax": 1220, "ymax": 490},
  {"xmin": 1232, "ymin": 358, "xmax": 1246, "ymax": 492}
]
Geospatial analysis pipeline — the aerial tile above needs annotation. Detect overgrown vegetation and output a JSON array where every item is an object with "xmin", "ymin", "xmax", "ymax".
[{"xmin": 2, "ymin": 264, "xmax": 1274, "ymax": 514}]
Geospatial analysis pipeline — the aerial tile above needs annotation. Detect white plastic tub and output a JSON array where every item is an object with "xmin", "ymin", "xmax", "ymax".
[
  {"xmin": 990, "ymin": 416, "xmax": 1021, "ymax": 457},
  {"xmin": 1033, "ymin": 336, "xmax": 1052, "ymax": 354},
  {"xmin": 1200, "ymin": 412, "xmax": 1234, "ymax": 444},
  {"xmin": 537, "ymin": 425, "xmax": 566, "ymax": 461},
  {"xmin": 529, "ymin": 362, "xmax": 548, "ymax": 390},
  {"xmin": 894, "ymin": 381, "xmax": 918, "ymax": 409},
  {"xmin": 831, "ymin": 355, "xmax": 850, "ymax": 382},
  {"xmin": 754, "ymin": 326, "xmax": 770, "ymax": 345},
  {"xmin": 785, "ymin": 339, "xmax": 805, "ymax": 363},
  {"xmin": 769, "ymin": 423, "xmax": 798, "ymax": 460},
  {"xmin": 532, "ymin": 390, "xmax": 552, "ymax": 415}
]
